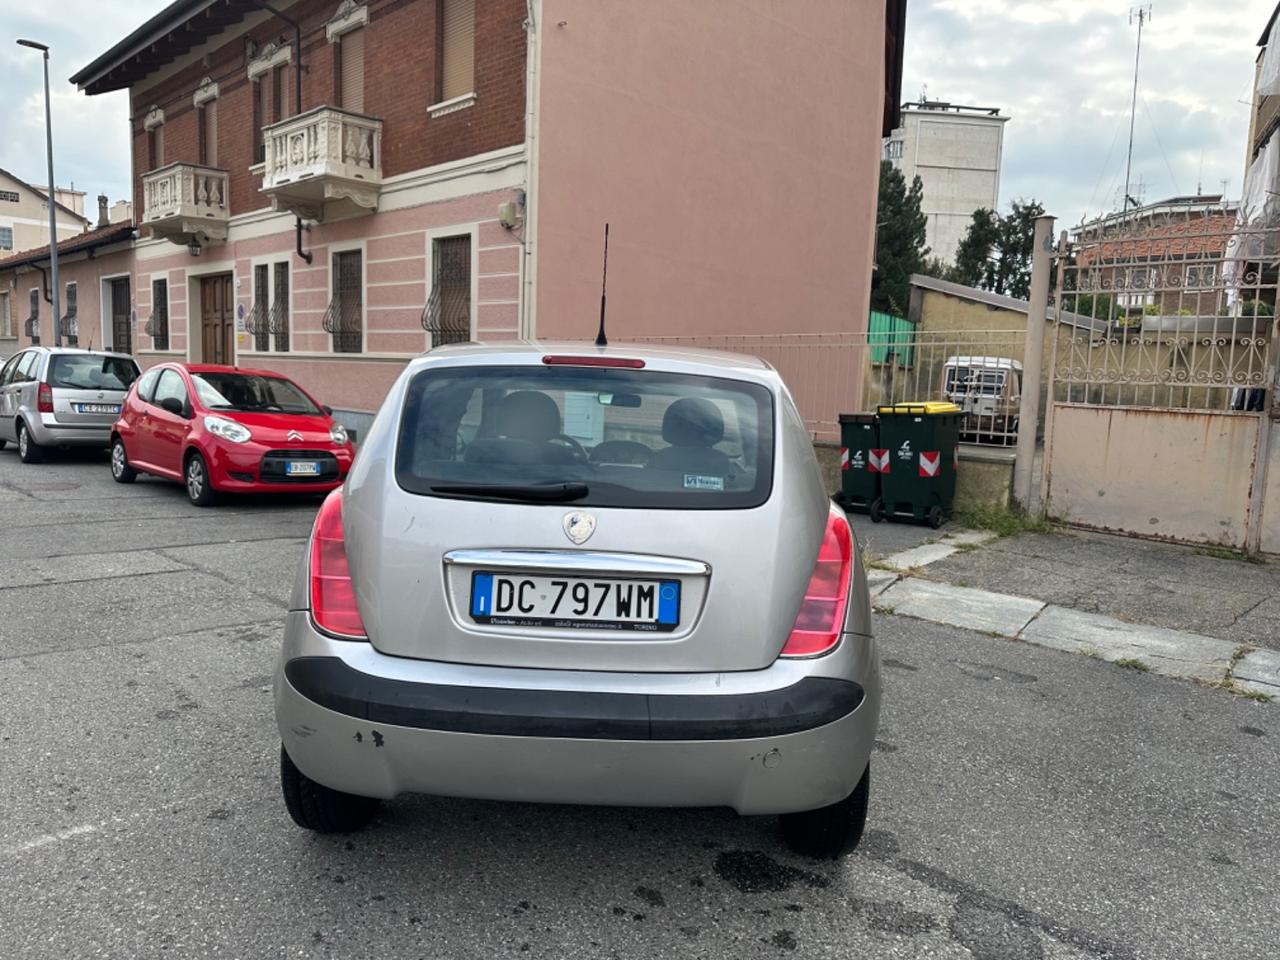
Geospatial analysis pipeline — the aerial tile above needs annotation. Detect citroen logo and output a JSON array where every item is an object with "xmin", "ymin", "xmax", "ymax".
[
  {"xmin": 287, "ymin": 430, "xmax": 304, "ymax": 442},
  {"xmin": 562, "ymin": 511, "xmax": 597, "ymax": 545}
]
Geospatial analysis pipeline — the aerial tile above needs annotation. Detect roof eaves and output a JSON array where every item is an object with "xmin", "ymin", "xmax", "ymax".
[{"xmin": 0, "ymin": 223, "xmax": 134, "ymax": 272}]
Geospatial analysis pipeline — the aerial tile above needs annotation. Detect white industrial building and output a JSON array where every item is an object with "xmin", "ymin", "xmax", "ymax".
[{"xmin": 884, "ymin": 101, "xmax": 1008, "ymax": 264}]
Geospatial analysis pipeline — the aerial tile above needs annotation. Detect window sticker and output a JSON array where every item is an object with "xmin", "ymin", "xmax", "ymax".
[{"xmin": 683, "ymin": 474, "xmax": 725, "ymax": 491}]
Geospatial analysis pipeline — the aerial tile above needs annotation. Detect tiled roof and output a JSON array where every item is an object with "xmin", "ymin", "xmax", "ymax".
[{"xmin": 0, "ymin": 222, "xmax": 134, "ymax": 272}]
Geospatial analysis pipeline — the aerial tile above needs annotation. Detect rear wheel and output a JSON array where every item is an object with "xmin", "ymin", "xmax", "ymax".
[
  {"xmin": 280, "ymin": 745, "xmax": 381, "ymax": 833},
  {"xmin": 779, "ymin": 764, "xmax": 869, "ymax": 860},
  {"xmin": 926, "ymin": 505, "xmax": 945, "ymax": 529},
  {"xmin": 869, "ymin": 498, "xmax": 886, "ymax": 523},
  {"xmin": 17, "ymin": 422, "xmax": 43, "ymax": 464},
  {"xmin": 185, "ymin": 451, "xmax": 217, "ymax": 506},
  {"xmin": 110, "ymin": 438, "xmax": 137, "ymax": 484}
]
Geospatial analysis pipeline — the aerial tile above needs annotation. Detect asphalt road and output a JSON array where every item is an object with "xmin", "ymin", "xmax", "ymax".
[{"xmin": 1, "ymin": 447, "xmax": 1277, "ymax": 960}]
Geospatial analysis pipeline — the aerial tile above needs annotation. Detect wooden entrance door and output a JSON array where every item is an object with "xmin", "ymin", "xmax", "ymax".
[
  {"xmin": 200, "ymin": 275, "xmax": 234, "ymax": 365},
  {"xmin": 110, "ymin": 278, "xmax": 132, "ymax": 354}
]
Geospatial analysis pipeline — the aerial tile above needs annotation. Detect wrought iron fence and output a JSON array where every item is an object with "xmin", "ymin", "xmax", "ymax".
[
  {"xmin": 1053, "ymin": 204, "xmax": 1279, "ymax": 411},
  {"xmin": 627, "ymin": 327, "xmax": 1029, "ymax": 444}
]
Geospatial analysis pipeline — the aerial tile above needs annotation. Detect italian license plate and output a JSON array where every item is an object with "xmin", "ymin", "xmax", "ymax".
[
  {"xmin": 77, "ymin": 403, "xmax": 120, "ymax": 414},
  {"xmin": 285, "ymin": 461, "xmax": 321, "ymax": 477},
  {"xmin": 470, "ymin": 572, "xmax": 680, "ymax": 632}
]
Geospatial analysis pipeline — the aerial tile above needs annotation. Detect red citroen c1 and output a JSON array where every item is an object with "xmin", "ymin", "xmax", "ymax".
[{"xmin": 110, "ymin": 363, "xmax": 356, "ymax": 506}]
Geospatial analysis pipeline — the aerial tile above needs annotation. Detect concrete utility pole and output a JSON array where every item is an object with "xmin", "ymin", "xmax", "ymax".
[
  {"xmin": 1013, "ymin": 215, "xmax": 1055, "ymax": 513},
  {"xmin": 17, "ymin": 38, "xmax": 60, "ymax": 345}
]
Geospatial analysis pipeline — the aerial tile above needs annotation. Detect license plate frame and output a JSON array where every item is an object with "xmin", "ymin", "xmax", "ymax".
[
  {"xmin": 76, "ymin": 403, "xmax": 121, "ymax": 415},
  {"xmin": 285, "ymin": 461, "xmax": 322, "ymax": 477},
  {"xmin": 469, "ymin": 571, "xmax": 681, "ymax": 633}
]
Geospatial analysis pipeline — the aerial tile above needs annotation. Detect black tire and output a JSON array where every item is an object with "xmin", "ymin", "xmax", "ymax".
[
  {"xmin": 780, "ymin": 764, "xmax": 869, "ymax": 860},
  {"xmin": 869, "ymin": 498, "xmax": 886, "ymax": 523},
  {"xmin": 17, "ymin": 421, "xmax": 43, "ymax": 464},
  {"xmin": 184, "ymin": 451, "xmax": 218, "ymax": 506},
  {"xmin": 280, "ymin": 745, "xmax": 381, "ymax": 833},
  {"xmin": 0, "ymin": 438, "xmax": 6, "ymax": 450},
  {"xmin": 110, "ymin": 437, "xmax": 138, "ymax": 484},
  {"xmin": 927, "ymin": 505, "xmax": 945, "ymax": 529}
]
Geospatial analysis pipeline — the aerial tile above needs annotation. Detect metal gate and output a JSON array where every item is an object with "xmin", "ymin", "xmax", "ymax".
[{"xmin": 1041, "ymin": 203, "xmax": 1280, "ymax": 552}]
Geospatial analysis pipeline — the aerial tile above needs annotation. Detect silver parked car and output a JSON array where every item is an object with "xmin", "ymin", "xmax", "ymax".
[
  {"xmin": 0, "ymin": 347, "xmax": 140, "ymax": 463},
  {"xmin": 274, "ymin": 343, "xmax": 880, "ymax": 858}
]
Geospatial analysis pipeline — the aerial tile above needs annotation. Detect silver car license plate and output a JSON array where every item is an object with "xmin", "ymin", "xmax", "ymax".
[
  {"xmin": 77, "ymin": 403, "xmax": 120, "ymax": 414},
  {"xmin": 470, "ymin": 572, "xmax": 680, "ymax": 632},
  {"xmin": 286, "ymin": 461, "xmax": 321, "ymax": 477}
]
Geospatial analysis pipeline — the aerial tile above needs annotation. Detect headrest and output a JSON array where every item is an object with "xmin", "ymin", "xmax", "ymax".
[
  {"xmin": 498, "ymin": 390, "xmax": 561, "ymax": 442},
  {"xmin": 662, "ymin": 397, "xmax": 724, "ymax": 448}
]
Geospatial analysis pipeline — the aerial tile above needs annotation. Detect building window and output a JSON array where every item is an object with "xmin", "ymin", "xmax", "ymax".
[
  {"xmin": 423, "ymin": 234, "xmax": 472, "ymax": 345},
  {"xmin": 254, "ymin": 80, "xmax": 268, "ymax": 164},
  {"xmin": 438, "ymin": 0, "xmax": 475, "ymax": 102},
  {"xmin": 884, "ymin": 139, "xmax": 904, "ymax": 161},
  {"xmin": 63, "ymin": 282, "xmax": 78, "ymax": 347},
  {"xmin": 0, "ymin": 291, "xmax": 10, "ymax": 338},
  {"xmin": 198, "ymin": 101, "xmax": 218, "ymax": 166},
  {"xmin": 273, "ymin": 262, "xmax": 290, "ymax": 352},
  {"xmin": 1185, "ymin": 264, "xmax": 1216, "ymax": 290},
  {"xmin": 148, "ymin": 124, "xmax": 165, "ymax": 170},
  {"xmin": 252, "ymin": 263, "xmax": 271, "ymax": 352},
  {"xmin": 27, "ymin": 288, "xmax": 40, "ymax": 344},
  {"xmin": 149, "ymin": 279, "xmax": 170, "ymax": 351},
  {"xmin": 339, "ymin": 27, "xmax": 366, "ymax": 112},
  {"xmin": 0, "ymin": 226, "xmax": 12, "ymax": 250},
  {"xmin": 325, "ymin": 250, "xmax": 363, "ymax": 353},
  {"xmin": 272, "ymin": 64, "xmax": 289, "ymax": 122}
]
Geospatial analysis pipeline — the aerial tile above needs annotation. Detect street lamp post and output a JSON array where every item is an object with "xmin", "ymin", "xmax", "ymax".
[{"xmin": 17, "ymin": 39, "xmax": 60, "ymax": 346}]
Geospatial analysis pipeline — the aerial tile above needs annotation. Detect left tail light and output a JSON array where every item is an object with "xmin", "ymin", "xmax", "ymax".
[
  {"xmin": 37, "ymin": 382, "xmax": 54, "ymax": 413},
  {"xmin": 780, "ymin": 507, "xmax": 854, "ymax": 658},
  {"xmin": 309, "ymin": 489, "xmax": 367, "ymax": 640}
]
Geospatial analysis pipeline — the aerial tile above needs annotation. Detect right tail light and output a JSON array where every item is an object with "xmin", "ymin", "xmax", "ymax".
[
  {"xmin": 309, "ymin": 489, "xmax": 368, "ymax": 640},
  {"xmin": 780, "ymin": 507, "xmax": 854, "ymax": 658}
]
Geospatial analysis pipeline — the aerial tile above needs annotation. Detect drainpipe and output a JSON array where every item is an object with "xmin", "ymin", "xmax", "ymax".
[
  {"xmin": 249, "ymin": 0, "xmax": 313, "ymax": 265},
  {"xmin": 520, "ymin": 0, "xmax": 540, "ymax": 339}
]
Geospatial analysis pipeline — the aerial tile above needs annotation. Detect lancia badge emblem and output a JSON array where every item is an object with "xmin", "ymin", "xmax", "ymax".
[
  {"xmin": 287, "ymin": 430, "xmax": 304, "ymax": 442},
  {"xmin": 562, "ymin": 511, "xmax": 596, "ymax": 545}
]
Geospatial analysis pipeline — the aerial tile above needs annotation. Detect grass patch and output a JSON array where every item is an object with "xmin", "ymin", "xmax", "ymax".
[
  {"xmin": 952, "ymin": 504, "xmax": 1053, "ymax": 538},
  {"xmin": 1195, "ymin": 545, "xmax": 1265, "ymax": 564},
  {"xmin": 1240, "ymin": 688, "xmax": 1275, "ymax": 703},
  {"xmin": 1114, "ymin": 657, "xmax": 1151, "ymax": 672},
  {"xmin": 865, "ymin": 558, "xmax": 898, "ymax": 572}
]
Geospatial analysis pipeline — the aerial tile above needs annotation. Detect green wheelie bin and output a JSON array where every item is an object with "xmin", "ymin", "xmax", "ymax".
[
  {"xmin": 871, "ymin": 402, "xmax": 963, "ymax": 528},
  {"xmin": 834, "ymin": 413, "xmax": 880, "ymax": 513}
]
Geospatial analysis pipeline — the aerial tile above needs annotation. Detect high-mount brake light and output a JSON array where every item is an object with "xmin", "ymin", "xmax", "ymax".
[
  {"xmin": 541, "ymin": 355, "xmax": 645, "ymax": 369},
  {"xmin": 309, "ymin": 489, "xmax": 368, "ymax": 640},
  {"xmin": 780, "ymin": 508, "xmax": 854, "ymax": 658}
]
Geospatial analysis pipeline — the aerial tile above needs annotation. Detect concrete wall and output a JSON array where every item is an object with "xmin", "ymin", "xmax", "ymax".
[
  {"xmin": 0, "ymin": 171, "xmax": 88, "ymax": 255},
  {"xmin": 1044, "ymin": 404, "xmax": 1260, "ymax": 548},
  {"xmin": 534, "ymin": 0, "xmax": 884, "ymax": 415},
  {"xmin": 1261, "ymin": 420, "xmax": 1280, "ymax": 555},
  {"xmin": 885, "ymin": 109, "xmax": 1006, "ymax": 264}
]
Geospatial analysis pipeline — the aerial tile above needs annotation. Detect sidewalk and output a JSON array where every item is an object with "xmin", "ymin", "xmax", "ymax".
[{"xmin": 850, "ymin": 515, "xmax": 1280, "ymax": 702}]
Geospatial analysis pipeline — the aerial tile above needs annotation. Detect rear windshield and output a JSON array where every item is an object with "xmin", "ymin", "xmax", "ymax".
[
  {"xmin": 191, "ymin": 372, "xmax": 321, "ymax": 415},
  {"xmin": 48, "ymin": 354, "xmax": 139, "ymax": 391},
  {"xmin": 396, "ymin": 365, "xmax": 775, "ymax": 508}
]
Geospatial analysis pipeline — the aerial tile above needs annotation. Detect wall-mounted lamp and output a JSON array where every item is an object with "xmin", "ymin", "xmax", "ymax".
[{"xmin": 188, "ymin": 237, "xmax": 203, "ymax": 257}]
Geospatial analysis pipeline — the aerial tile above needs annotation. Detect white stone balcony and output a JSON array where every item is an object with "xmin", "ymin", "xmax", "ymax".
[
  {"xmin": 142, "ymin": 163, "xmax": 230, "ymax": 244},
  {"xmin": 260, "ymin": 106, "xmax": 383, "ymax": 221}
]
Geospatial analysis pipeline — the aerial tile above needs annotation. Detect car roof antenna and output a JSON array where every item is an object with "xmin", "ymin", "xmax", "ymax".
[{"xmin": 595, "ymin": 223, "xmax": 609, "ymax": 347}]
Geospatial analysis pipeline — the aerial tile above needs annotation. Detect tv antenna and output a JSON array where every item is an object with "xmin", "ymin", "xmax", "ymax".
[
  {"xmin": 1123, "ymin": 5, "xmax": 1152, "ymax": 211},
  {"xmin": 595, "ymin": 223, "xmax": 609, "ymax": 347}
]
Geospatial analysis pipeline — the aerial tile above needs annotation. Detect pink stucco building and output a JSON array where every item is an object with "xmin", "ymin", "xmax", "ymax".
[{"xmin": 14, "ymin": 0, "xmax": 907, "ymax": 433}]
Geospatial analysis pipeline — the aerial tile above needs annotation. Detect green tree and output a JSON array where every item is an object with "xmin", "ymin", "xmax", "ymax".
[
  {"xmin": 951, "ymin": 200, "xmax": 1046, "ymax": 299},
  {"xmin": 951, "ymin": 208, "xmax": 999, "ymax": 288},
  {"xmin": 872, "ymin": 160, "xmax": 929, "ymax": 316}
]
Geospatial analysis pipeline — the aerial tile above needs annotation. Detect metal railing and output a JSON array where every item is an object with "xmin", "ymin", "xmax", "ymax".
[
  {"xmin": 627, "ymin": 327, "xmax": 1029, "ymax": 444},
  {"xmin": 1054, "ymin": 206, "xmax": 1279, "ymax": 412}
]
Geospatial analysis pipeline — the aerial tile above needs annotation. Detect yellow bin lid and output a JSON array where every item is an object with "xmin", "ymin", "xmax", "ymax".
[{"xmin": 877, "ymin": 401, "xmax": 962, "ymax": 415}]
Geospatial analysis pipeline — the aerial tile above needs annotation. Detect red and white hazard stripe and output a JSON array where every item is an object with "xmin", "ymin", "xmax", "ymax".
[
  {"xmin": 840, "ymin": 447, "xmax": 850, "ymax": 471},
  {"xmin": 919, "ymin": 451, "xmax": 940, "ymax": 477},
  {"xmin": 869, "ymin": 449, "xmax": 890, "ymax": 473}
]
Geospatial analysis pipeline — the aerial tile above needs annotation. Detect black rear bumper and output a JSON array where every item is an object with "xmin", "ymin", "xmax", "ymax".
[{"xmin": 284, "ymin": 656, "xmax": 865, "ymax": 741}]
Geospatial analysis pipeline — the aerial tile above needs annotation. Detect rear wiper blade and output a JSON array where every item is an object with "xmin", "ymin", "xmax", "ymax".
[{"xmin": 429, "ymin": 481, "xmax": 589, "ymax": 502}]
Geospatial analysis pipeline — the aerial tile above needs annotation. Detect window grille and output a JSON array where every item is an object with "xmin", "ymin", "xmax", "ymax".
[
  {"xmin": 247, "ymin": 263, "xmax": 271, "ymax": 351},
  {"xmin": 26, "ymin": 289, "xmax": 39, "ymax": 344},
  {"xmin": 421, "ymin": 235, "xmax": 471, "ymax": 345},
  {"xmin": 272, "ymin": 262, "xmax": 290, "ymax": 352},
  {"xmin": 323, "ymin": 250, "xmax": 363, "ymax": 353},
  {"xmin": 62, "ymin": 282, "xmax": 78, "ymax": 347},
  {"xmin": 147, "ymin": 279, "xmax": 170, "ymax": 350}
]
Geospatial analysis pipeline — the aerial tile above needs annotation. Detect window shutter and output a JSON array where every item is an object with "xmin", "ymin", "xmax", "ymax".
[
  {"xmin": 155, "ymin": 124, "xmax": 164, "ymax": 166},
  {"xmin": 441, "ymin": 0, "xmax": 475, "ymax": 100},
  {"xmin": 272, "ymin": 65, "xmax": 287, "ymax": 121},
  {"xmin": 253, "ymin": 80, "xmax": 266, "ymax": 164},
  {"xmin": 341, "ymin": 28, "xmax": 365, "ymax": 112}
]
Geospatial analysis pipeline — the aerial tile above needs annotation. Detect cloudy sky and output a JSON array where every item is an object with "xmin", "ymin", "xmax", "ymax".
[{"xmin": 0, "ymin": 0, "xmax": 1274, "ymax": 229}]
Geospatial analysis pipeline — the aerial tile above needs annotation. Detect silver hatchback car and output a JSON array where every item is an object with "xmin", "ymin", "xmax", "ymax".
[
  {"xmin": 0, "ymin": 347, "xmax": 140, "ymax": 462},
  {"xmin": 274, "ymin": 343, "xmax": 880, "ymax": 858}
]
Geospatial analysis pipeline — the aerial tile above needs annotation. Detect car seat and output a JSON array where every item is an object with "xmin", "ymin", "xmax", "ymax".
[{"xmin": 645, "ymin": 397, "xmax": 731, "ymax": 478}]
